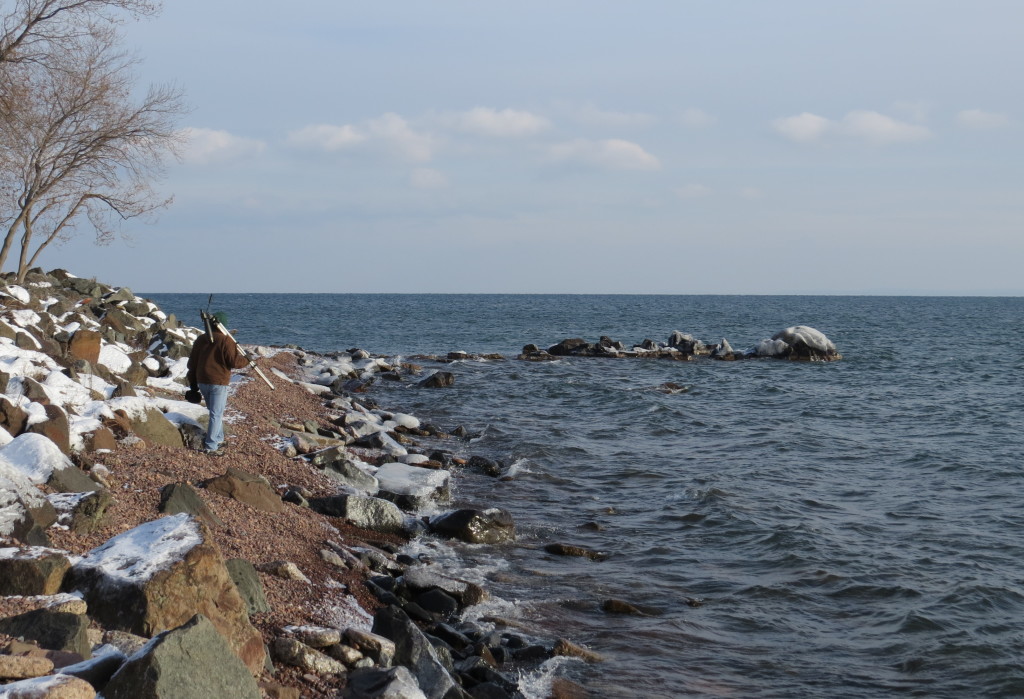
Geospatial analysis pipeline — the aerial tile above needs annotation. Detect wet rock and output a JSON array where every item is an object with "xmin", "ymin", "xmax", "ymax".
[
  {"xmin": 466, "ymin": 456, "xmax": 502, "ymax": 477},
  {"xmin": 544, "ymin": 543, "xmax": 608, "ymax": 561},
  {"xmin": 418, "ymin": 372, "xmax": 455, "ymax": 388},
  {"xmin": 756, "ymin": 325, "xmax": 841, "ymax": 361},
  {"xmin": 0, "ymin": 548, "xmax": 71, "ymax": 595},
  {"xmin": 375, "ymin": 463, "xmax": 450, "ymax": 511},
  {"xmin": 403, "ymin": 566, "xmax": 488, "ymax": 608},
  {"xmin": 428, "ymin": 509, "xmax": 516, "ymax": 545},
  {"xmin": 601, "ymin": 599, "xmax": 648, "ymax": 615},
  {"xmin": 344, "ymin": 665, "xmax": 426, "ymax": 699},
  {"xmin": 552, "ymin": 638, "xmax": 603, "ymax": 663},
  {"xmin": 371, "ymin": 606, "xmax": 468, "ymax": 699},
  {"xmin": 102, "ymin": 614, "xmax": 260, "ymax": 699}
]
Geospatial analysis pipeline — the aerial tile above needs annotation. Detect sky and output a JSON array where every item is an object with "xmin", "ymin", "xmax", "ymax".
[{"xmin": 40, "ymin": 1, "xmax": 1024, "ymax": 294}]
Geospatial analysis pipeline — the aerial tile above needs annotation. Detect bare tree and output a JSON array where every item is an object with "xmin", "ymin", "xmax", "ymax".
[
  {"xmin": 0, "ymin": 0, "xmax": 158, "ymax": 66},
  {"xmin": 0, "ymin": 0, "xmax": 183, "ymax": 281},
  {"xmin": 0, "ymin": 29, "xmax": 183, "ymax": 281}
]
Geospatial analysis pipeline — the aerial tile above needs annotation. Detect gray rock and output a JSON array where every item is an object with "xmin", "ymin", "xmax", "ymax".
[
  {"xmin": 428, "ymin": 509, "xmax": 515, "ymax": 545},
  {"xmin": 323, "ymin": 459, "xmax": 380, "ymax": 494},
  {"xmin": 309, "ymin": 495, "xmax": 406, "ymax": 535},
  {"xmin": 402, "ymin": 566, "xmax": 488, "ymax": 608},
  {"xmin": 344, "ymin": 665, "xmax": 427, "ymax": 699},
  {"xmin": 226, "ymin": 558, "xmax": 271, "ymax": 616},
  {"xmin": 159, "ymin": 482, "xmax": 224, "ymax": 529},
  {"xmin": 273, "ymin": 637, "xmax": 347, "ymax": 676},
  {"xmin": 371, "ymin": 607, "xmax": 469, "ymax": 699},
  {"xmin": 0, "ymin": 548, "xmax": 70, "ymax": 595},
  {"xmin": 102, "ymin": 614, "xmax": 260, "ymax": 699},
  {"xmin": 344, "ymin": 628, "xmax": 396, "ymax": 668},
  {"xmin": 0, "ymin": 609, "xmax": 90, "ymax": 657},
  {"xmin": 418, "ymin": 372, "xmax": 455, "ymax": 388}
]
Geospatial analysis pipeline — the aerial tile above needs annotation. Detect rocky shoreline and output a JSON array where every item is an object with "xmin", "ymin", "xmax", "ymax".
[{"xmin": 0, "ymin": 270, "xmax": 588, "ymax": 699}]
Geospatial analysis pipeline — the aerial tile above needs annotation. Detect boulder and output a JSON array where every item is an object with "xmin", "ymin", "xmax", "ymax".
[
  {"xmin": 428, "ymin": 509, "xmax": 515, "ymax": 545},
  {"xmin": 158, "ymin": 482, "xmax": 224, "ymax": 529},
  {"xmin": 344, "ymin": 666, "xmax": 427, "ymax": 699},
  {"xmin": 225, "ymin": 558, "xmax": 270, "ymax": 616},
  {"xmin": 0, "ymin": 470, "xmax": 58, "ymax": 544},
  {"xmin": 371, "ymin": 606, "xmax": 468, "ymax": 699},
  {"xmin": 63, "ymin": 514, "xmax": 266, "ymax": 675},
  {"xmin": 322, "ymin": 459, "xmax": 380, "ymax": 494},
  {"xmin": 547, "ymin": 338, "xmax": 591, "ymax": 356},
  {"xmin": 344, "ymin": 628, "xmax": 396, "ymax": 668},
  {"xmin": 0, "ymin": 609, "xmax": 90, "ymax": 657},
  {"xmin": 58, "ymin": 645, "xmax": 128, "ymax": 689},
  {"xmin": 402, "ymin": 566, "xmax": 487, "ymax": 608},
  {"xmin": 101, "ymin": 614, "xmax": 261, "ymax": 699},
  {"xmin": 204, "ymin": 467, "xmax": 286, "ymax": 513},
  {"xmin": 375, "ymin": 463, "xmax": 450, "ymax": 511},
  {"xmin": 67, "ymin": 330, "xmax": 102, "ymax": 365},
  {"xmin": 418, "ymin": 372, "xmax": 455, "ymax": 388},
  {"xmin": 123, "ymin": 407, "xmax": 184, "ymax": 448},
  {"xmin": 757, "ymin": 325, "xmax": 841, "ymax": 361},
  {"xmin": 0, "ymin": 547, "xmax": 71, "ymax": 595},
  {"xmin": 0, "ymin": 655, "xmax": 54, "ymax": 680},
  {"xmin": 308, "ymin": 495, "xmax": 406, "ymax": 535},
  {"xmin": 0, "ymin": 395, "xmax": 28, "ymax": 436},
  {"xmin": 272, "ymin": 637, "xmax": 346, "ymax": 676},
  {"xmin": 0, "ymin": 674, "xmax": 97, "ymax": 698}
]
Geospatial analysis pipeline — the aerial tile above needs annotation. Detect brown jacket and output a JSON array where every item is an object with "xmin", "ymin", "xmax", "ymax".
[{"xmin": 187, "ymin": 331, "xmax": 248, "ymax": 386}]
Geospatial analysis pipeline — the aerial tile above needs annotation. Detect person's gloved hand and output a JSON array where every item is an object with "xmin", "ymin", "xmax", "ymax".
[{"xmin": 185, "ymin": 388, "xmax": 202, "ymax": 404}]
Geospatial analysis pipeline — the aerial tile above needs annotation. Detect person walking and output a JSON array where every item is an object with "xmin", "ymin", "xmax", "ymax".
[{"xmin": 186, "ymin": 311, "xmax": 248, "ymax": 455}]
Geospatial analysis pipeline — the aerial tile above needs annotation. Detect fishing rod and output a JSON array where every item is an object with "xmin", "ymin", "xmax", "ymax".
[{"xmin": 199, "ymin": 298, "xmax": 276, "ymax": 391}]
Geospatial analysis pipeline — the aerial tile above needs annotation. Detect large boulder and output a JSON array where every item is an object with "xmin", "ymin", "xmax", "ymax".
[
  {"xmin": 121, "ymin": 406, "xmax": 184, "ymax": 448},
  {"xmin": 204, "ymin": 467, "xmax": 287, "ymax": 513},
  {"xmin": 344, "ymin": 666, "xmax": 426, "ymax": 699},
  {"xmin": 67, "ymin": 329, "xmax": 102, "ymax": 365},
  {"xmin": 101, "ymin": 614, "xmax": 261, "ymax": 699},
  {"xmin": 0, "ymin": 468, "xmax": 58, "ymax": 545},
  {"xmin": 63, "ymin": 514, "xmax": 266, "ymax": 674},
  {"xmin": 0, "ymin": 547, "xmax": 71, "ymax": 595},
  {"xmin": 372, "ymin": 607, "xmax": 468, "ymax": 699},
  {"xmin": 756, "ymin": 325, "xmax": 841, "ymax": 361},
  {"xmin": 375, "ymin": 463, "xmax": 450, "ymax": 511},
  {"xmin": 309, "ymin": 495, "xmax": 406, "ymax": 535},
  {"xmin": 0, "ymin": 608, "xmax": 91, "ymax": 657},
  {"xmin": 402, "ymin": 566, "xmax": 487, "ymax": 608},
  {"xmin": 428, "ymin": 508, "xmax": 515, "ymax": 545}
]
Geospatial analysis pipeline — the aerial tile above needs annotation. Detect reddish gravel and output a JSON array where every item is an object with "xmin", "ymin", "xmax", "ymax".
[{"xmin": 46, "ymin": 351, "xmax": 403, "ymax": 698}]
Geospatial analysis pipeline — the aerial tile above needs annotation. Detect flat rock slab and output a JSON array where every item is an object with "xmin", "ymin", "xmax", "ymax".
[{"xmin": 205, "ymin": 468, "xmax": 286, "ymax": 513}]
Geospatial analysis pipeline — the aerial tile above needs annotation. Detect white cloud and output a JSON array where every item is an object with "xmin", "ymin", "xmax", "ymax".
[
  {"xmin": 444, "ymin": 107, "xmax": 550, "ymax": 137},
  {"xmin": 569, "ymin": 102, "xmax": 657, "ymax": 129},
  {"xmin": 773, "ymin": 110, "xmax": 932, "ymax": 145},
  {"xmin": 547, "ymin": 138, "xmax": 660, "ymax": 171},
  {"xmin": 680, "ymin": 108, "xmax": 715, "ymax": 128},
  {"xmin": 286, "ymin": 124, "xmax": 366, "ymax": 151},
  {"xmin": 772, "ymin": 112, "xmax": 832, "ymax": 143},
  {"xmin": 179, "ymin": 127, "xmax": 266, "ymax": 164},
  {"xmin": 410, "ymin": 168, "xmax": 449, "ymax": 189},
  {"xmin": 839, "ymin": 110, "xmax": 931, "ymax": 145},
  {"xmin": 955, "ymin": 109, "xmax": 1011, "ymax": 130},
  {"xmin": 677, "ymin": 184, "xmax": 713, "ymax": 199},
  {"xmin": 286, "ymin": 113, "xmax": 436, "ymax": 162}
]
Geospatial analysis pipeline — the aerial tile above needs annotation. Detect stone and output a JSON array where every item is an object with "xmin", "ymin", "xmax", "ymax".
[
  {"xmin": 372, "ymin": 606, "xmax": 467, "ymax": 699},
  {"xmin": 375, "ymin": 463, "xmax": 450, "ymax": 511},
  {"xmin": 0, "ymin": 609, "xmax": 90, "ymax": 657},
  {"xmin": 344, "ymin": 628, "xmax": 396, "ymax": 668},
  {"xmin": 122, "ymin": 406, "xmax": 183, "ymax": 448},
  {"xmin": 322, "ymin": 459, "xmax": 380, "ymax": 494},
  {"xmin": 0, "ymin": 548, "xmax": 71, "ymax": 595},
  {"xmin": 259, "ymin": 681, "xmax": 302, "ymax": 699},
  {"xmin": 326, "ymin": 643, "xmax": 363, "ymax": 665},
  {"xmin": 272, "ymin": 637, "xmax": 347, "ymax": 676},
  {"xmin": 226, "ymin": 558, "xmax": 271, "ymax": 615},
  {"xmin": 552, "ymin": 638, "xmax": 603, "ymax": 663},
  {"xmin": 428, "ymin": 509, "xmax": 515, "ymax": 545},
  {"xmin": 158, "ymin": 482, "xmax": 224, "ymax": 529},
  {"xmin": 58, "ymin": 646, "xmax": 128, "ymax": 689},
  {"xmin": 256, "ymin": 560, "xmax": 310, "ymax": 582},
  {"xmin": 418, "ymin": 372, "xmax": 455, "ymax": 388},
  {"xmin": 61, "ymin": 489, "xmax": 112, "ymax": 535},
  {"xmin": 308, "ymin": 495, "xmax": 406, "ymax": 535},
  {"xmin": 67, "ymin": 330, "xmax": 102, "ymax": 365},
  {"xmin": 415, "ymin": 589, "xmax": 460, "ymax": 617},
  {"xmin": 601, "ymin": 598, "xmax": 647, "ymax": 615},
  {"xmin": 344, "ymin": 665, "xmax": 427, "ymax": 699},
  {"xmin": 64, "ymin": 514, "xmax": 266, "ymax": 675},
  {"xmin": 466, "ymin": 456, "xmax": 502, "ymax": 477},
  {"xmin": 101, "ymin": 630, "xmax": 149, "ymax": 656},
  {"xmin": 24, "ymin": 403, "xmax": 71, "ymax": 455},
  {"xmin": 0, "ymin": 395, "xmax": 28, "ymax": 436},
  {"xmin": 0, "ymin": 674, "xmax": 97, "ymax": 698},
  {"xmin": 402, "ymin": 566, "xmax": 487, "ymax": 608},
  {"xmin": 543, "ymin": 543, "xmax": 608, "ymax": 561},
  {"xmin": 204, "ymin": 467, "xmax": 287, "ymax": 513},
  {"xmin": 0, "ymin": 654, "xmax": 54, "ymax": 679},
  {"xmin": 285, "ymin": 625, "xmax": 341, "ymax": 648},
  {"xmin": 102, "ymin": 614, "xmax": 261, "ymax": 699}
]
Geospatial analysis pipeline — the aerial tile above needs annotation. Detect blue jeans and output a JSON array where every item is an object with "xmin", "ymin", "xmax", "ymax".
[{"xmin": 198, "ymin": 383, "xmax": 228, "ymax": 450}]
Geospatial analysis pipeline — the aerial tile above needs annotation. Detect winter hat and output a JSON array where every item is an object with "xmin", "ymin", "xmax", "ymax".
[{"xmin": 213, "ymin": 311, "xmax": 228, "ymax": 326}]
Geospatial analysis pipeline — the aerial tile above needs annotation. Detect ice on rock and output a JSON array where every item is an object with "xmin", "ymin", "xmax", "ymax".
[
  {"xmin": 755, "ymin": 338, "xmax": 791, "ymax": 357},
  {"xmin": 772, "ymin": 325, "xmax": 836, "ymax": 352},
  {"xmin": 2, "ymin": 285, "xmax": 31, "ymax": 304},
  {"xmin": 0, "ymin": 432, "xmax": 76, "ymax": 485},
  {"xmin": 98, "ymin": 343, "xmax": 132, "ymax": 374},
  {"xmin": 74, "ymin": 513, "xmax": 202, "ymax": 583}
]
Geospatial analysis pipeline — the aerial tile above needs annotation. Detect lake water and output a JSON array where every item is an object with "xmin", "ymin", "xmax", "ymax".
[{"xmin": 147, "ymin": 293, "xmax": 1024, "ymax": 698}]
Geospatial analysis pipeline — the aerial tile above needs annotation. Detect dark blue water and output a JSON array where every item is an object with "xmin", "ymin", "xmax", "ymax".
[{"xmin": 147, "ymin": 294, "xmax": 1024, "ymax": 698}]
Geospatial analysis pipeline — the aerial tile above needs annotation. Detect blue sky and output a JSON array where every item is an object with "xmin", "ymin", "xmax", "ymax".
[{"xmin": 44, "ymin": 1, "xmax": 1023, "ymax": 294}]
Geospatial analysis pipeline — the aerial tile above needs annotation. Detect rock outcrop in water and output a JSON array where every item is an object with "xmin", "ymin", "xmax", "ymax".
[{"xmin": 521, "ymin": 326, "xmax": 842, "ymax": 362}]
